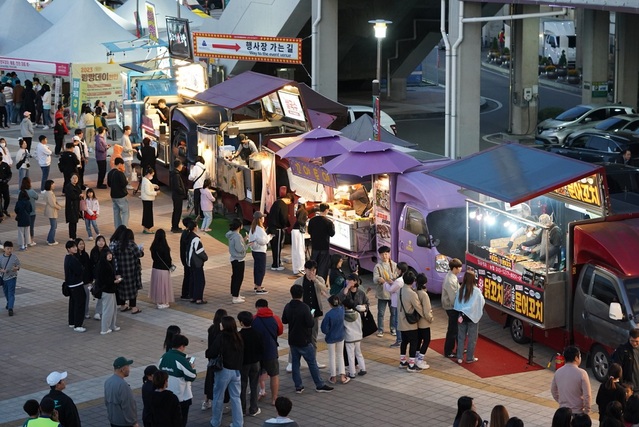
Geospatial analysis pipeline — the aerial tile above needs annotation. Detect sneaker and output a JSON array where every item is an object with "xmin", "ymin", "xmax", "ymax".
[
  {"xmin": 270, "ymin": 266, "xmax": 285, "ymax": 271},
  {"xmin": 358, "ymin": 370, "xmax": 367, "ymax": 376},
  {"xmin": 74, "ymin": 327, "xmax": 87, "ymax": 332},
  {"xmin": 113, "ymin": 326, "xmax": 121, "ymax": 331},
  {"xmin": 85, "ymin": 314, "xmax": 90, "ymax": 319},
  {"xmin": 94, "ymin": 313, "xmax": 101, "ymax": 320},
  {"xmin": 47, "ymin": 241, "xmax": 59, "ymax": 246},
  {"xmin": 223, "ymin": 406, "xmax": 231, "ymax": 414},
  {"xmin": 295, "ymin": 387, "xmax": 304, "ymax": 394},
  {"xmin": 390, "ymin": 329, "xmax": 397, "ymax": 336},
  {"xmin": 201, "ymin": 400, "xmax": 211, "ymax": 410},
  {"xmin": 466, "ymin": 357, "xmax": 479, "ymax": 364},
  {"xmin": 69, "ymin": 324, "xmax": 74, "ymax": 328},
  {"xmin": 348, "ymin": 373, "xmax": 357, "ymax": 379},
  {"xmin": 249, "ymin": 408, "xmax": 261, "ymax": 416},
  {"xmin": 286, "ymin": 363, "xmax": 292, "ymax": 373},
  {"xmin": 8, "ymin": 309, "xmax": 13, "ymax": 316},
  {"xmin": 376, "ymin": 331, "xmax": 384, "ymax": 337},
  {"xmin": 317, "ymin": 363, "xmax": 326, "ymax": 369},
  {"xmin": 255, "ymin": 289, "xmax": 269, "ymax": 294},
  {"xmin": 43, "ymin": 126, "xmax": 49, "ymax": 130},
  {"xmin": 316, "ymin": 385, "xmax": 334, "ymax": 393},
  {"xmin": 389, "ymin": 341, "xmax": 401, "ymax": 348},
  {"xmin": 19, "ymin": 247, "xmax": 26, "ymax": 251},
  {"xmin": 407, "ymin": 364, "xmax": 422, "ymax": 373},
  {"xmin": 446, "ymin": 353, "xmax": 457, "ymax": 359},
  {"xmin": 27, "ymin": 242, "xmax": 36, "ymax": 247},
  {"xmin": 232, "ymin": 297, "xmax": 244, "ymax": 304},
  {"xmin": 100, "ymin": 329, "xmax": 112, "ymax": 335},
  {"xmin": 416, "ymin": 360, "xmax": 430, "ymax": 370},
  {"xmin": 399, "ymin": 361, "xmax": 408, "ymax": 369},
  {"xmin": 87, "ymin": 236, "xmax": 94, "ymax": 241}
]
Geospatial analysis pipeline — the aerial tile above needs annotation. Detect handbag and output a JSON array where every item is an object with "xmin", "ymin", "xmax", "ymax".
[
  {"xmin": 62, "ymin": 282, "xmax": 70, "ymax": 297},
  {"xmin": 361, "ymin": 309, "xmax": 378, "ymax": 338},
  {"xmin": 207, "ymin": 353, "xmax": 223, "ymax": 371},
  {"xmin": 399, "ymin": 290, "xmax": 421, "ymax": 324}
]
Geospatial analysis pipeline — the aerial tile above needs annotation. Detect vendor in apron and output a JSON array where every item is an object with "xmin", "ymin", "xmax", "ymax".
[{"xmin": 231, "ymin": 133, "xmax": 258, "ymax": 163}]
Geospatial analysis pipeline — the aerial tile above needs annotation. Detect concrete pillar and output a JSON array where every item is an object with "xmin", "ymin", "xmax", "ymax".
[
  {"xmin": 311, "ymin": 0, "xmax": 338, "ymax": 100},
  {"xmin": 615, "ymin": 12, "xmax": 639, "ymax": 108},
  {"xmin": 579, "ymin": 9, "xmax": 609, "ymax": 105},
  {"xmin": 511, "ymin": 4, "xmax": 540, "ymax": 136},
  {"xmin": 389, "ymin": 78, "xmax": 406, "ymax": 101},
  {"xmin": 449, "ymin": 0, "xmax": 482, "ymax": 157}
]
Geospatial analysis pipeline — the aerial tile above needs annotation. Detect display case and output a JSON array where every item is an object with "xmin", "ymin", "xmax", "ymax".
[{"xmin": 329, "ymin": 216, "xmax": 375, "ymax": 253}]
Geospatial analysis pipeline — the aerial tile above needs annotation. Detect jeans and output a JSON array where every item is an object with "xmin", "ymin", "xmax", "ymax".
[
  {"xmin": 29, "ymin": 215, "xmax": 35, "ymax": 239},
  {"xmin": 201, "ymin": 210, "xmax": 212, "ymax": 230},
  {"xmin": 444, "ymin": 309, "xmax": 459, "ymax": 356},
  {"xmin": 377, "ymin": 299, "xmax": 392, "ymax": 333},
  {"xmin": 210, "ymin": 368, "xmax": 242, "ymax": 427},
  {"xmin": 2, "ymin": 277, "xmax": 16, "ymax": 310},
  {"xmin": 457, "ymin": 320, "xmax": 479, "ymax": 361},
  {"xmin": 18, "ymin": 167, "xmax": 29, "ymax": 188},
  {"xmin": 112, "ymin": 197, "xmax": 129, "ymax": 229},
  {"xmin": 85, "ymin": 219, "xmax": 100, "ymax": 237},
  {"xmin": 390, "ymin": 306, "xmax": 402, "ymax": 342},
  {"xmin": 5, "ymin": 102, "xmax": 13, "ymax": 124},
  {"xmin": 252, "ymin": 251, "xmax": 266, "ymax": 287},
  {"xmin": 40, "ymin": 166, "xmax": 50, "ymax": 192},
  {"xmin": 240, "ymin": 362, "xmax": 259, "ymax": 415},
  {"xmin": 230, "ymin": 260, "xmax": 244, "ymax": 297},
  {"xmin": 11, "ymin": 102, "xmax": 21, "ymax": 123},
  {"xmin": 43, "ymin": 109, "xmax": 52, "ymax": 127},
  {"xmin": 47, "ymin": 218, "xmax": 57, "ymax": 243},
  {"xmin": 291, "ymin": 343, "xmax": 325, "ymax": 389},
  {"xmin": 17, "ymin": 226, "xmax": 30, "ymax": 248}
]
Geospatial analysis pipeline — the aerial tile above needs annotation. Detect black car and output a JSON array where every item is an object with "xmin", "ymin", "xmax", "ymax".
[
  {"xmin": 601, "ymin": 162, "xmax": 639, "ymax": 213},
  {"xmin": 548, "ymin": 129, "xmax": 639, "ymax": 165}
]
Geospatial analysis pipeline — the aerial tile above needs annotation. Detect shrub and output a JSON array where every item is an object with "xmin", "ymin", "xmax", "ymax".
[
  {"xmin": 545, "ymin": 65, "xmax": 556, "ymax": 72},
  {"xmin": 567, "ymin": 69, "xmax": 579, "ymax": 77}
]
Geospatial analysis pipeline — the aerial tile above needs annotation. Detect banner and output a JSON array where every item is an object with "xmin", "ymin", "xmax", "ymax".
[
  {"xmin": 0, "ymin": 57, "xmax": 69, "ymax": 76},
  {"xmin": 374, "ymin": 176, "xmax": 391, "ymax": 249},
  {"xmin": 70, "ymin": 63, "xmax": 124, "ymax": 124},
  {"xmin": 146, "ymin": 2, "xmax": 158, "ymax": 43}
]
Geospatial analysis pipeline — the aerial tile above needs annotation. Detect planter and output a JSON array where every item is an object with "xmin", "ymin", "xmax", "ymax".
[
  {"xmin": 488, "ymin": 50, "xmax": 500, "ymax": 60},
  {"xmin": 538, "ymin": 65, "xmax": 546, "ymax": 75},
  {"xmin": 546, "ymin": 72, "xmax": 558, "ymax": 80},
  {"xmin": 567, "ymin": 75, "xmax": 581, "ymax": 84},
  {"xmin": 494, "ymin": 58, "xmax": 502, "ymax": 65},
  {"xmin": 556, "ymin": 67, "xmax": 568, "ymax": 78}
]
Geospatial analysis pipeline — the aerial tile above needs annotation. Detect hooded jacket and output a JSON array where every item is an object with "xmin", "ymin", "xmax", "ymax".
[
  {"xmin": 253, "ymin": 307, "xmax": 283, "ymax": 361},
  {"xmin": 344, "ymin": 309, "xmax": 363, "ymax": 342},
  {"xmin": 226, "ymin": 230, "xmax": 246, "ymax": 262}
]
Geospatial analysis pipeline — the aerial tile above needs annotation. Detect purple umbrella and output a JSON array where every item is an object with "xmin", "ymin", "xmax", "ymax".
[
  {"xmin": 276, "ymin": 127, "xmax": 359, "ymax": 159},
  {"xmin": 322, "ymin": 139, "xmax": 421, "ymax": 177}
]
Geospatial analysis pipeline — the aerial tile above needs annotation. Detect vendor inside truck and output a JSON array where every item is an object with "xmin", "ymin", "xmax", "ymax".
[{"xmin": 229, "ymin": 133, "xmax": 258, "ymax": 164}]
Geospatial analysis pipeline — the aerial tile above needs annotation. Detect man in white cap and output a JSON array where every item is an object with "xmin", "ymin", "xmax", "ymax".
[
  {"xmin": 20, "ymin": 111, "xmax": 34, "ymax": 152},
  {"xmin": 45, "ymin": 371, "xmax": 81, "ymax": 427},
  {"xmin": 104, "ymin": 356, "xmax": 138, "ymax": 427}
]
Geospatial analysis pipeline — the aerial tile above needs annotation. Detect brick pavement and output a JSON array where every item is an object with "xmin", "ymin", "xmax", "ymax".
[{"xmin": 0, "ymin": 130, "xmax": 599, "ymax": 427}]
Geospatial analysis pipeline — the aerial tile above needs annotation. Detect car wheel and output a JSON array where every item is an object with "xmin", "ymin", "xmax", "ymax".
[
  {"xmin": 590, "ymin": 344, "xmax": 611, "ymax": 383},
  {"xmin": 509, "ymin": 317, "xmax": 530, "ymax": 344}
]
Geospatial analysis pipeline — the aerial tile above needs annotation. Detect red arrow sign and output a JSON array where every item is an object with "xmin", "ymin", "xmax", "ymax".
[{"xmin": 212, "ymin": 43, "xmax": 241, "ymax": 52}]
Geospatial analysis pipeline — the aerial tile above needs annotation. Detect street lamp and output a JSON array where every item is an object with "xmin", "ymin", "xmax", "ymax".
[{"xmin": 369, "ymin": 19, "xmax": 391, "ymax": 140}]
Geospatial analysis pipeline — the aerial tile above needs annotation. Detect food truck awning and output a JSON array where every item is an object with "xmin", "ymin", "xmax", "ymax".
[
  {"xmin": 427, "ymin": 143, "xmax": 605, "ymax": 206},
  {"xmin": 194, "ymin": 71, "xmax": 292, "ymax": 109}
]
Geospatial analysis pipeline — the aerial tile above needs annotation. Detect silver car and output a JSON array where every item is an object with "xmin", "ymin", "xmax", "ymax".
[{"xmin": 536, "ymin": 104, "xmax": 635, "ymax": 145}]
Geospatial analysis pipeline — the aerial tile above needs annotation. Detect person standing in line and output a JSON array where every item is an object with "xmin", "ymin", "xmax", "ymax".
[
  {"xmin": 282, "ymin": 284, "xmax": 333, "ymax": 394},
  {"xmin": 148, "ymin": 370, "xmax": 182, "ymax": 427},
  {"xmin": 226, "ymin": 218, "xmax": 247, "ymax": 304},
  {"xmin": 64, "ymin": 174, "xmax": 82, "ymax": 241},
  {"xmin": 199, "ymin": 179, "xmax": 215, "ymax": 232},
  {"xmin": 384, "ymin": 262, "xmax": 408, "ymax": 348},
  {"xmin": 342, "ymin": 298, "xmax": 366, "ymax": 379},
  {"xmin": 454, "ymin": 271, "xmax": 486, "ymax": 364},
  {"xmin": 20, "ymin": 111, "xmax": 34, "ymax": 152},
  {"xmin": 203, "ymin": 310, "xmax": 226, "ymax": 411},
  {"xmin": 290, "ymin": 198, "xmax": 308, "ymax": 277},
  {"xmin": 104, "ymin": 357, "xmax": 138, "ymax": 427},
  {"xmin": 11, "ymin": 79, "xmax": 23, "ymax": 124},
  {"xmin": 0, "ymin": 137, "xmax": 12, "ymax": 170},
  {"xmin": 83, "ymin": 188, "xmax": 100, "ymax": 241},
  {"xmin": 267, "ymin": 186, "xmax": 289, "ymax": 271},
  {"xmin": 22, "ymin": 178, "xmax": 38, "ymax": 246},
  {"xmin": 140, "ymin": 167, "xmax": 159, "ymax": 235},
  {"xmin": 328, "ymin": 255, "xmax": 347, "ymax": 296},
  {"xmin": 95, "ymin": 249, "xmax": 122, "ymax": 335},
  {"xmin": 253, "ymin": 299, "xmax": 283, "ymax": 406},
  {"xmin": 89, "ymin": 235, "xmax": 108, "ymax": 320},
  {"xmin": 72, "ymin": 132, "xmax": 89, "ymax": 190},
  {"xmin": 94, "ymin": 127, "xmax": 110, "ymax": 189},
  {"xmin": 612, "ymin": 328, "xmax": 639, "ymax": 394},
  {"xmin": 307, "ymin": 203, "xmax": 335, "ymax": 281},
  {"xmin": 45, "ymin": 371, "xmax": 81, "ymax": 427},
  {"xmin": 442, "ymin": 258, "xmax": 463, "ymax": 358},
  {"xmin": 137, "ymin": 137, "xmax": 157, "ymax": 183},
  {"xmin": 293, "ymin": 260, "xmax": 328, "ymax": 350},
  {"xmin": 41, "ymin": 84, "xmax": 52, "ymax": 129},
  {"xmin": 3, "ymin": 83, "xmax": 13, "ymax": 126},
  {"xmin": 414, "ymin": 273, "xmax": 434, "ymax": 370},
  {"xmin": 36, "ymin": 135, "xmax": 52, "ymax": 192},
  {"xmin": 111, "ymin": 228, "xmax": 143, "ymax": 314},
  {"xmin": 179, "ymin": 218, "xmax": 194, "ymax": 301},
  {"xmin": 238, "ymin": 311, "xmax": 264, "ymax": 417},
  {"xmin": 596, "ymin": 363, "xmax": 626, "ymax": 425},
  {"xmin": 186, "ymin": 219, "xmax": 208, "ymax": 304},
  {"xmin": 0, "ymin": 241, "xmax": 20, "ymax": 316},
  {"xmin": 188, "ymin": 156, "xmax": 207, "ymax": 219},
  {"xmin": 248, "ymin": 211, "xmax": 271, "ymax": 294},
  {"xmin": 121, "ymin": 126, "xmax": 136, "ymax": 188},
  {"xmin": 53, "ymin": 116, "xmax": 69, "ymax": 156},
  {"xmin": 397, "ymin": 271, "xmax": 423, "ymax": 372},
  {"xmin": 0, "ymin": 152, "xmax": 12, "ymax": 218},
  {"xmin": 59, "ymin": 143, "xmax": 79, "ymax": 193},
  {"xmin": 149, "ymin": 229, "xmax": 174, "ymax": 310},
  {"xmin": 158, "ymin": 334, "xmax": 197, "ymax": 427},
  {"xmin": 0, "ymin": 85, "xmax": 6, "ymax": 129},
  {"xmin": 107, "ymin": 158, "xmax": 129, "ymax": 229},
  {"xmin": 141, "ymin": 365, "xmax": 158, "ymax": 427},
  {"xmin": 551, "ymin": 346, "xmax": 592, "ymax": 415},
  {"xmin": 15, "ymin": 138, "xmax": 30, "ymax": 184},
  {"xmin": 170, "ymin": 160, "xmax": 186, "ymax": 233},
  {"xmin": 372, "ymin": 245, "xmax": 398, "ymax": 338},
  {"xmin": 320, "ymin": 295, "xmax": 349, "ymax": 385},
  {"xmin": 43, "ymin": 180, "xmax": 61, "ymax": 245},
  {"xmin": 64, "ymin": 240, "xmax": 86, "ymax": 332},
  {"xmin": 74, "ymin": 238, "xmax": 92, "ymax": 320},
  {"xmin": 15, "ymin": 190, "xmax": 32, "ymax": 251}
]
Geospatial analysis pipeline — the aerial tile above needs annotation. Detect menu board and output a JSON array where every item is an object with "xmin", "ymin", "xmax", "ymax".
[{"xmin": 278, "ymin": 91, "xmax": 305, "ymax": 121}]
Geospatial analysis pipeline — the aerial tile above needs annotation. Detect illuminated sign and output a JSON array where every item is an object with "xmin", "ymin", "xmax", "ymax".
[
  {"xmin": 288, "ymin": 158, "xmax": 335, "ymax": 187},
  {"xmin": 552, "ymin": 174, "xmax": 602, "ymax": 208},
  {"xmin": 193, "ymin": 33, "xmax": 302, "ymax": 64}
]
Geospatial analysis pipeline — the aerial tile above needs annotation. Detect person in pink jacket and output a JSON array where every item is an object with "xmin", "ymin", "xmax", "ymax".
[{"xmin": 199, "ymin": 178, "xmax": 216, "ymax": 232}]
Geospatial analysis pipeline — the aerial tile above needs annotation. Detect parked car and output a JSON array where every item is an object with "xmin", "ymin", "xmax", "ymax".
[
  {"xmin": 593, "ymin": 113, "xmax": 639, "ymax": 133},
  {"xmin": 600, "ymin": 162, "xmax": 639, "ymax": 213},
  {"xmin": 536, "ymin": 104, "xmax": 635, "ymax": 145},
  {"xmin": 547, "ymin": 129, "xmax": 639, "ymax": 164},
  {"xmin": 347, "ymin": 105, "xmax": 397, "ymax": 135}
]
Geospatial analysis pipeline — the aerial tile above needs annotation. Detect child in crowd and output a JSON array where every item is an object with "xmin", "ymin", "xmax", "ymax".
[
  {"xmin": 263, "ymin": 397, "xmax": 299, "ymax": 427},
  {"xmin": 199, "ymin": 178, "xmax": 215, "ymax": 232},
  {"xmin": 43, "ymin": 180, "xmax": 62, "ymax": 246},
  {"xmin": 384, "ymin": 261, "xmax": 408, "ymax": 348},
  {"xmin": 321, "ymin": 294, "xmax": 349, "ymax": 384},
  {"xmin": 22, "ymin": 399, "xmax": 39, "ymax": 425},
  {"xmin": 83, "ymin": 188, "xmax": 100, "ymax": 241},
  {"xmin": 343, "ymin": 298, "xmax": 366, "ymax": 378}
]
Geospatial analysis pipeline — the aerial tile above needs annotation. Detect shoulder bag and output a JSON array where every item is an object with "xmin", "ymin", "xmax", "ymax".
[
  {"xmin": 399, "ymin": 290, "xmax": 421, "ymax": 324},
  {"xmin": 361, "ymin": 309, "xmax": 378, "ymax": 338},
  {"xmin": 207, "ymin": 338, "xmax": 224, "ymax": 371}
]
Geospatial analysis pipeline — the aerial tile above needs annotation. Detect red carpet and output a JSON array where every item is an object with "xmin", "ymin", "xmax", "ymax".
[{"xmin": 429, "ymin": 335, "xmax": 544, "ymax": 378}]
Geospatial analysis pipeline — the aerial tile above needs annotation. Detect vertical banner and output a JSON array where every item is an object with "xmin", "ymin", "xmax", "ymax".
[
  {"xmin": 70, "ymin": 77, "xmax": 81, "ymax": 127},
  {"xmin": 261, "ymin": 152, "xmax": 276, "ymax": 213},
  {"xmin": 372, "ymin": 95, "xmax": 381, "ymax": 141},
  {"xmin": 373, "ymin": 175, "xmax": 391, "ymax": 249},
  {"xmin": 146, "ymin": 2, "xmax": 158, "ymax": 43},
  {"xmin": 54, "ymin": 77, "xmax": 62, "ymax": 114}
]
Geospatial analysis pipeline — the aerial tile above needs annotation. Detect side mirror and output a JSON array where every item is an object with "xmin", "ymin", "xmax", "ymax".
[
  {"xmin": 416, "ymin": 234, "xmax": 439, "ymax": 248},
  {"xmin": 609, "ymin": 302, "xmax": 624, "ymax": 321}
]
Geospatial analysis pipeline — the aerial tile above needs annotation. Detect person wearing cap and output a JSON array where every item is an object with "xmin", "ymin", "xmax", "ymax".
[
  {"xmin": 290, "ymin": 198, "xmax": 308, "ymax": 277},
  {"xmin": 20, "ymin": 111, "xmax": 34, "ymax": 152},
  {"xmin": 105, "ymin": 356, "xmax": 138, "ymax": 427},
  {"xmin": 231, "ymin": 134, "xmax": 258, "ymax": 163},
  {"xmin": 248, "ymin": 211, "xmax": 272, "ymax": 294},
  {"xmin": 307, "ymin": 203, "xmax": 335, "ymax": 282},
  {"xmin": 45, "ymin": 371, "xmax": 80, "ymax": 427},
  {"xmin": 520, "ymin": 213, "xmax": 562, "ymax": 265},
  {"xmin": 267, "ymin": 186, "xmax": 290, "ymax": 272}
]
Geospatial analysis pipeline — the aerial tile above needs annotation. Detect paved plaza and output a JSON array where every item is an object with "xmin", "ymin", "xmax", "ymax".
[{"xmin": 0, "ymin": 130, "xmax": 599, "ymax": 427}]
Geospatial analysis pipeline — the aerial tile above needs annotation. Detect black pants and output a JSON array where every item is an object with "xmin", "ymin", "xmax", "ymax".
[
  {"xmin": 444, "ymin": 309, "xmax": 459, "ymax": 356},
  {"xmin": 142, "ymin": 200, "xmax": 153, "ymax": 229},
  {"xmin": 68, "ymin": 285, "xmax": 86, "ymax": 327},
  {"xmin": 0, "ymin": 106, "xmax": 6, "ymax": 127},
  {"xmin": 54, "ymin": 136, "xmax": 64, "ymax": 155},
  {"xmin": 417, "ymin": 327, "xmax": 432, "ymax": 355},
  {"xmin": 172, "ymin": 197, "xmax": 183, "ymax": 230},
  {"xmin": 68, "ymin": 220, "xmax": 77, "ymax": 240},
  {"xmin": 240, "ymin": 362, "xmax": 260, "ymax": 415},
  {"xmin": 399, "ymin": 329, "xmax": 419, "ymax": 358},
  {"xmin": 181, "ymin": 266, "xmax": 191, "ymax": 299},
  {"xmin": 178, "ymin": 399, "xmax": 191, "ymax": 427},
  {"xmin": 23, "ymin": 137, "xmax": 32, "ymax": 152},
  {"xmin": 230, "ymin": 260, "xmax": 245, "ymax": 297},
  {"xmin": 116, "ymin": 294, "xmax": 137, "ymax": 308},
  {"xmin": 0, "ymin": 183, "xmax": 9, "ymax": 212},
  {"xmin": 311, "ymin": 249, "xmax": 331, "ymax": 282},
  {"xmin": 77, "ymin": 166, "xmax": 85, "ymax": 189},
  {"xmin": 97, "ymin": 160, "xmax": 107, "ymax": 186},
  {"xmin": 193, "ymin": 188, "xmax": 201, "ymax": 217},
  {"xmin": 270, "ymin": 228, "xmax": 285, "ymax": 268}
]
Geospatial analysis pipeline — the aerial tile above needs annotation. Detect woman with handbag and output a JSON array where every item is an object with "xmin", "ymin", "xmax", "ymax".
[
  {"xmin": 398, "ymin": 271, "xmax": 423, "ymax": 372},
  {"xmin": 454, "ymin": 271, "xmax": 486, "ymax": 364},
  {"xmin": 149, "ymin": 229, "xmax": 174, "ymax": 309},
  {"xmin": 210, "ymin": 316, "xmax": 244, "ymax": 427},
  {"xmin": 110, "ymin": 227, "xmax": 144, "ymax": 314},
  {"xmin": 202, "ymin": 309, "xmax": 227, "ymax": 411},
  {"xmin": 414, "ymin": 273, "xmax": 434, "ymax": 370}
]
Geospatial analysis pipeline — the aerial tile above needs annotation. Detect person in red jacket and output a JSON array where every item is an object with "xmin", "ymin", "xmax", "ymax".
[{"xmin": 253, "ymin": 299, "xmax": 283, "ymax": 405}]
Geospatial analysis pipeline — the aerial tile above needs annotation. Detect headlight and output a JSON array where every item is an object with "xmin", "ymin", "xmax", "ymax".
[{"xmin": 435, "ymin": 254, "xmax": 450, "ymax": 273}]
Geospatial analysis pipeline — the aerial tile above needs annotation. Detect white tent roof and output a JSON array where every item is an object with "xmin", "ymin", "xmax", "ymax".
[
  {"xmin": 5, "ymin": 0, "xmax": 154, "ymax": 64},
  {"xmin": 41, "ymin": 0, "xmax": 136, "ymax": 32},
  {"xmin": 0, "ymin": 0, "xmax": 53, "ymax": 55},
  {"xmin": 116, "ymin": 0, "xmax": 209, "ymax": 31}
]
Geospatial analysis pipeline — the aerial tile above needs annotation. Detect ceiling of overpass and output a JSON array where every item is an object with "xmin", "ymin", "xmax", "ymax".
[{"xmin": 467, "ymin": 0, "xmax": 639, "ymax": 14}]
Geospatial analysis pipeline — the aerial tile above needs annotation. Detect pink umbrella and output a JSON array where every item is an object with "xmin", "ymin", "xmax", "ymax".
[
  {"xmin": 322, "ymin": 139, "xmax": 421, "ymax": 177},
  {"xmin": 276, "ymin": 127, "xmax": 359, "ymax": 159}
]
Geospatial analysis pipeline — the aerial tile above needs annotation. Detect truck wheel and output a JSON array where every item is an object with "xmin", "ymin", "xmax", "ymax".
[
  {"xmin": 590, "ymin": 345, "xmax": 611, "ymax": 383},
  {"xmin": 347, "ymin": 257, "xmax": 360, "ymax": 273},
  {"xmin": 509, "ymin": 318, "xmax": 530, "ymax": 344}
]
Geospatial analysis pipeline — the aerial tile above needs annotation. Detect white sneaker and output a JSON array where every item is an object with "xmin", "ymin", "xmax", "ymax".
[
  {"xmin": 47, "ymin": 241, "xmax": 59, "ymax": 246},
  {"xmin": 232, "ymin": 297, "xmax": 244, "ymax": 304},
  {"xmin": 88, "ymin": 236, "xmax": 94, "ymax": 241},
  {"xmin": 416, "ymin": 360, "xmax": 430, "ymax": 370},
  {"xmin": 201, "ymin": 400, "xmax": 211, "ymax": 410},
  {"xmin": 94, "ymin": 313, "xmax": 101, "ymax": 320},
  {"xmin": 286, "ymin": 363, "xmax": 292, "ymax": 373},
  {"xmin": 27, "ymin": 242, "xmax": 36, "ymax": 247},
  {"xmin": 113, "ymin": 326, "xmax": 121, "ymax": 331},
  {"xmin": 317, "ymin": 363, "xmax": 326, "ymax": 369},
  {"xmin": 100, "ymin": 329, "xmax": 112, "ymax": 335},
  {"xmin": 74, "ymin": 327, "xmax": 86, "ymax": 332},
  {"xmin": 43, "ymin": 126, "xmax": 49, "ymax": 130}
]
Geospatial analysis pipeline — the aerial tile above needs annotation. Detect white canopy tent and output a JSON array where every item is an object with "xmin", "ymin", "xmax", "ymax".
[
  {"xmin": 41, "ymin": 0, "xmax": 136, "ymax": 32},
  {"xmin": 0, "ymin": 0, "xmax": 53, "ymax": 55},
  {"xmin": 116, "ymin": 0, "xmax": 209, "ymax": 31}
]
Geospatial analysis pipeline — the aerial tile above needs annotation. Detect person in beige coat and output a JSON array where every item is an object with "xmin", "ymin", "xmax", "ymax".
[
  {"xmin": 43, "ymin": 180, "xmax": 62, "ymax": 245},
  {"xmin": 414, "ymin": 273, "xmax": 434, "ymax": 370},
  {"xmin": 397, "ymin": 271, "xmax": 423, "ymax": 372}
]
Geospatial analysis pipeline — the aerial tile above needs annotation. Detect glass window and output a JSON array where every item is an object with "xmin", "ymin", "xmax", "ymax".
[
  {"xmin": 581, "ymin": 265, "xmax": 593, "ymax": 294},
  {"xmin": 585, "ymin": 136, "xmax": 610, "ymax": 152},
  {"xmin": 591, "ymin": 273, "xmax": 619, "ymax": 306},
  {"xmin": 586, "ymin": 109, "xmax": 608, "ymax": 121},
  {"xmin": 570, "ymin": 136, "xmax": 589, "ymax": 149},
  {"xmin": 403, "ymin": 207, "xmax": 426, "ymax": 235}
]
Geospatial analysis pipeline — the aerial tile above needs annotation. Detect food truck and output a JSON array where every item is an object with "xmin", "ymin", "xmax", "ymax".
[{"xmin": 428, "ymin": 143, "xmax": 639, "ymax": 382}]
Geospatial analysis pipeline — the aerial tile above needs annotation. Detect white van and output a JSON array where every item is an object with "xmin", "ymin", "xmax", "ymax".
[{"xmin": 347, "ymin": 105, "xmax": 397, "ymax": 135}]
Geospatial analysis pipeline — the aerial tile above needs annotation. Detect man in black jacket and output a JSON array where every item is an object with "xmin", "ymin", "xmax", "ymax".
[
  {"xmin": 58, "ymin": 142, "xmax": 79, "ymax": 194},
  {"xmin": 170, "ymin": 159, "xmax": 187, "ymax": 233},
  {"xmin": 46, "ymin": 371, "xmax": 81, "ymax": 427},
  {"xmin": 267, "ymin": 186, "xmax": 289, "ymax": 271},
  {"xmin": 307, "ymin": 203, "xmax": 335, "ymax": 281},
  {"xmin": 107, "ymin": 157, "xmax": 129, "ymax": 228},
  {"xmin": 612, "ymin": 328, "xmax": 639, "ymax": 393},
  {"xmin": 282, "ymin": 284, "xmax": 333, "ymax": 394},
  {"xmin": 0, "ymin": 152, "xmax": 11, "ymax": 218}
]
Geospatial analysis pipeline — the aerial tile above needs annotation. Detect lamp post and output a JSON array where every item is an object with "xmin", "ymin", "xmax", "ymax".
[{"xmin": 369, "ymin": 19, "xmax": 391, "ymax": 140}]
